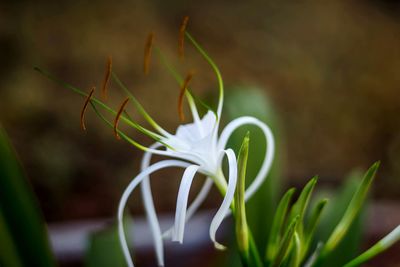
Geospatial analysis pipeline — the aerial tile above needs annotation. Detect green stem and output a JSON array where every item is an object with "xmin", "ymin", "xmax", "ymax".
[{"xmin": 343, "ymin": 225, "xmax": 400, "ymax": 267}]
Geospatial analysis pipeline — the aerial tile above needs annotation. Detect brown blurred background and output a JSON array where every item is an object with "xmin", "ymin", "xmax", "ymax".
[{"xmin": 0, "ymin": 0, "xmax": 399, "ymax": 265}]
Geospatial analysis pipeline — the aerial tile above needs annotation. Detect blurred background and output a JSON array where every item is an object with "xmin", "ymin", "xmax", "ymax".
[{"xmin": 0, "ymin": 0, "xmax": 400, "ymax": 266}]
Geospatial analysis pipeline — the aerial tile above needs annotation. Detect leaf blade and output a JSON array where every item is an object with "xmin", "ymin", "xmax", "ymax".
[{"xmin": 0, "ymin": 124, "xmax": 56, "ymax": 267}]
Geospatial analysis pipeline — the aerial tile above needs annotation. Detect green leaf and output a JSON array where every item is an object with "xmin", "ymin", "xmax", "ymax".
[
  {"xmin": 271, "ymin": 215, "xmax": 300, "ymax": 267},
  {"xmin": 0, "ymin": 124, "xmax": 56, "ymax": 267},
  {"xmin": 287, "ymin": 232, "xmax": 302, "ymax": 267},
  {"xmin": 0, "ymin": 208, "xmax": 23, "ymax": 267},
  {"xmin": 303, "ymin": 199, "xmax": 328, "ymax": 257},
  {"xmin": 285, "ymin": 176, "xmax": 318, "ymax": 265},
  {"xmin": 289, "ymin": 176, "xmax": 318, "ymax": 227},
  {"xmin": 319, "ymin": 162, "xmax": 380, "ymax": 260},
  {"xmin": 248, "ymin": 231, "xmax": 264, "ymax": 267},
  {"xmin": 311, "ymin": 170, "xmax": 366, "ymax": 267},
  {"xmin": 306, "ymin": 199, "xmax": 328, "ymax": 239},
  {"xmin": 343, "ymin": 225, "xmax": 400, "ymax": 267},
  {"xmin": 265, "ymin": 187, "xmax": 296, "ymax": 264}
]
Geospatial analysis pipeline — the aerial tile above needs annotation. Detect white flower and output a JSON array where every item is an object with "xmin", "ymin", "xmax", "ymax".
[
  {"xmin": 114, "ymin": 33, "xmax": 276, "ymax": 267},
  {"xmin": 35, "ymin": 25, "xmax": 275, "ymax": 267}
]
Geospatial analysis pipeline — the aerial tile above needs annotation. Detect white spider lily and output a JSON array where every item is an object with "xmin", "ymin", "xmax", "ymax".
[
  {"xmin": 35, "ymin": 30, "xmax": 275, "ymax": 267},
  {"xmin": 115, "ymin": 32, "xmax": 275, "ymax": 267}
]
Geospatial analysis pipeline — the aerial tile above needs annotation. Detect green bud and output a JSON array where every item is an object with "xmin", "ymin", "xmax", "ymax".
[{"xmin": 235, "ymin": 132, "xmax": 250, "ymax": 261}]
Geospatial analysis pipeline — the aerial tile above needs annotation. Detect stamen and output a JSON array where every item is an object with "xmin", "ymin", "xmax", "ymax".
[
  {"xmin": 178, "ymin": 72, "xmax": 194, "ymax": 121},
  {"xmin": 102, "ymin": 56, "xmax": 112, "ymax": 100},
  {"xmin": 80, "ymin": 86, "xmax": 96, "ymax": 131},
  {"xmin": 179, "ymin": 16, "xmax": 189, "ymax": 59},
  {"xmin": 144, "ymin": 32, "xmax": 154, "ymax": 75},
  {"xmin": 114, "ymin": 97, "xmax": 130, "ymax": 139}
]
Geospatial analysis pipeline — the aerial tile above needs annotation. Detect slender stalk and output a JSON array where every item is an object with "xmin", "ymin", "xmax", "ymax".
[{"xmin": 343, "ymin": 225, "xmax": 400, "ymax": 267}]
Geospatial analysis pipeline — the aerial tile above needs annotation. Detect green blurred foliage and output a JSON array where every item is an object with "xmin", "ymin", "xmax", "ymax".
[
  {"xmin": 0, "ymin": 124, "xmax": 56, "ymax": 267},
  {"xmin": 85, "ymin": 224, "xmax": 128, "ymax": 267},
  {"xmin": 312, "ymin": 171, "xmax": 367, "ymax": 266},
  {"xmin": 232, "ymin": 162, "xmax": 385, "ymax": 267}
]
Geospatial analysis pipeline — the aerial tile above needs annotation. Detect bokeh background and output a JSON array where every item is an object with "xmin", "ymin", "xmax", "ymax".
[{"xmin": 1, "ymin": 0, "xmax": 400, "ymax": 266}]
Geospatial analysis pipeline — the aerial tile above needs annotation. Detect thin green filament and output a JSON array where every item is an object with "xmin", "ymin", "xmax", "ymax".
[
  {"xmin": 111, "ymin": 72, "xmax": 170, "ymax": 136},
  {"xmin": 154, "ymin": 47, "xmax": 218, "ymax": 119},
  {"xmin": 34, "ymin": 67, "xmax": 164, "ymax": 142},
  {"xmin": 185, "ymin": 32, "xmax": 224, "ymax": 116},
  {"xmin": 89, "ymin": 102, "xmax": 149, "ymax": 151}
]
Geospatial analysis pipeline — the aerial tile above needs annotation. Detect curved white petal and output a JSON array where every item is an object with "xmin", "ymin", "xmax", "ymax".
[
  {"xmin": 209, "ymin": 149, "xmax": 237, "ymax": 250},
  {"xmin": 118, "ymin": 160, "xmax": 190, "ymax": 267},
  {"xmin": 162, "ymin": 178, "xmax": 213, "ymax": 239},
  {"xmin": 145, "ymin": 146, "xmax": 198, "ymax": 162},
  {"xmin": 218, "ymin": 116, "xmax": 275, "ymax": 201},
  {"xmin": 140, "ymin": 143, "xmax": 165, "ymax": 266},
  {"xmin": 173, "ymin": 165, "xmax": 200, "ymax": 243}
]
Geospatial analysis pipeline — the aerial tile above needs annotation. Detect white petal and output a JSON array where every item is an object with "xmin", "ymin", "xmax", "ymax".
[
  {"xmin": 173, "ymin": 165, "xmax": 200, "ymax": 243},
  {"xmin": 217, "ymin": 116, "xmax": 275, "ymax": 201},
  {"xmin": 140, "ymin": 144, "xmax": 165, "ymax": 266},
  {"xmin": 162, "ymin": 178, "xmax": 213, "ymax": 239},
  {"xmin": 118, "ymin": 160, "xmax": 190, "ymax": 267},
  {"xmin": 199, "ymin": 111, "xmax": 217, "ymax": 135},
  {"xmin": 147, "ymin": 141, "xmax": 205, "ymax": 164},
  {"xmin": 175, "ymin": 111, "xmax": 217, "ymax": 142},
  {"xmin": 209, "ymin": 149, "xmax": 237, "ymax": 250}
]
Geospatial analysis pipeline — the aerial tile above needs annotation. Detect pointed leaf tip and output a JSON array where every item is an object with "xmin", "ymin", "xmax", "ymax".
[{"xmin": 321, "ymin": 162, "xmax": 380, "ymax": 258}]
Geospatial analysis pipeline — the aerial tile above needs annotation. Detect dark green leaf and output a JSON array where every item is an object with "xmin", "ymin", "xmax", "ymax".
[{"xmin": 0, "ymin": 124, "xmax": 56, "ymax": 267}]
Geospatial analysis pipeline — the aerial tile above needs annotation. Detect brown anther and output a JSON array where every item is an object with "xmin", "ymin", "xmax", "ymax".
[
  {"xmin": 114, "ymin": 97, "xmax": 130, "ymax": 139},
  {"xmin": 101, "ymin": 56, "xmax": 112, "ymax": 100},
  {"xmin": 178, "ymin": 72, "xmax": 194, "ymax": 122},
  {"xmin": 179, "ymin": 16, "xmax": 189, "ymax": 59},
  {"xmin": 144, "ymin": 32, "xmax": 154, "ymax": 75},
  {"xmin": 80, "ymin": 86, "xmax": 96, "ymax": 131}
]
